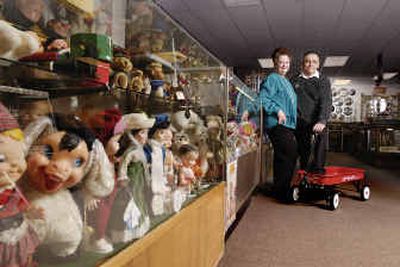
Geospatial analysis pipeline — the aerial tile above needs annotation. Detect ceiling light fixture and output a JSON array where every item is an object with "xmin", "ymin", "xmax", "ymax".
[
  {"xmin": 258, "ymin": 58, "xmax": 274, "ymax": 69},
  {"xmin": 332, "ymin": 79, "xmax": 352, "ymax": 86},
  {"xmin": 383, "ymin": 72, "xmax": 398, "ymax": 80},
  {"xmin": 323, "ymin": 56, "xmax": 349, "ymax": 67},
  {"xmin": 224, "ymin": 0, "xmax": 261, "ymax": 7}
]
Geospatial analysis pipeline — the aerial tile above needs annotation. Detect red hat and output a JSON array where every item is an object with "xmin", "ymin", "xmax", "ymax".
[{"xmin": 0, "ymin": 102, "xmax": 19, "ymax": 132}]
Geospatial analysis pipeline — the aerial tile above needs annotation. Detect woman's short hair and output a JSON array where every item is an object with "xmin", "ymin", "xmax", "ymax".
[{"xmin": 272, "ymin": 47, "xmax": 292, "ymax": 64}]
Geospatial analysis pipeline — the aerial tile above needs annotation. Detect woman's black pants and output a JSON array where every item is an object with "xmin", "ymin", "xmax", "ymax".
[{"xmin": 266, "ymin": 125, "xmax": 298, "ymax": 199}]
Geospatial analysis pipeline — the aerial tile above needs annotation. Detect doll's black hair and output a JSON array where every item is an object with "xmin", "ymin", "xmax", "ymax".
[
  {"xmin": 51, "ymin": 113, "xmax": 96, "ymax": 151},
  {"xmin": 178, "ymin": 143, "xmax": 198, "ymax": 157}
]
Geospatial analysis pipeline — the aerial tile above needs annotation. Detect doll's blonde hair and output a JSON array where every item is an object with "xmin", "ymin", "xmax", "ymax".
[{"xmin": 2, "ymin": 128, "xmax": 24, "ymax": 141}]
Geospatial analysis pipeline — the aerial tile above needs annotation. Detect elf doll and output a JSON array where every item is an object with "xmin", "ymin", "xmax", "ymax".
[
  {"xmin": 0, "ymin": 102, "xmax": 41, "ymax": 267},
  {"xmin": 22, "ymin": 113, "xmax": 114, "ymax": 259}
]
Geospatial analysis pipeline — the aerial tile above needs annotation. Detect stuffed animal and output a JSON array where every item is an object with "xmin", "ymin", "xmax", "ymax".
[
  {"xmin": 0, "ymin": 102, "xmax": 42, "ymax": 267},
  {"xmin": 22, "ymin": 114, "xmax": 115, "ymax": 259},
  {"xmin": 0, "ymin": 20, "xmax": 42, "ymax": 60},
  {"xmin": 111, "ymin": 56, "xmax": 133, "ymax": 89},
  {"xmin": 130, "ymin": 69, "xmax": 145, "ymax": 92}
]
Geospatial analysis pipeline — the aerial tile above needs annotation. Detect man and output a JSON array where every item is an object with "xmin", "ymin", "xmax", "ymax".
[{"xmin": 291, "ymin": 51, "xmax": 332, "ymax": 174}]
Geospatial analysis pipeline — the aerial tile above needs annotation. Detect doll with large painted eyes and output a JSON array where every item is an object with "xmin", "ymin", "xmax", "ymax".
[
  {"xmin": 0, "ymin": 102, "xmax": 42, "ymax": 267},
  {"xmin": 22, "ymin": 113, "xmax": 114, "ymax": 259},
  {"xmin": 177, "ymin": 144, "xmax": 199, "ymax": 190},
  {"xmin": 108, "ymin": 112, "xmax": 155, "ymax": 243}
]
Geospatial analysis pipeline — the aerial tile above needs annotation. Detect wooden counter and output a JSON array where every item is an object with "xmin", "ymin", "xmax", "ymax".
[{"xmin": 100, "ymin": 183, "xmax": 225, "ymax": 267}]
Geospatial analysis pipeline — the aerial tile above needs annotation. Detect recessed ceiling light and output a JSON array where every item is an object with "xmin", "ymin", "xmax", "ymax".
[
  {"xmin": 258, "ymin": 58, "xmax": 274, "ymax": 69},
  {"xmin": 323, "ymin": 56, "xmax": 349, "ymax": 67},
  {"xmin": 224, "ymin": 0, "xmax": 261, "ymax": 7},
  {"xmin": 383, "ymin": 72, "xmax": 398, "ymax": 80},
  {"xmin": 333, "ymin": 79, "xmax": 352, "ymax": 86}
]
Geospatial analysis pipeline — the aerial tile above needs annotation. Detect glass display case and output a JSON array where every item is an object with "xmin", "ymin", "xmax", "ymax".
[{"xmin": 0, "ymin": 0, "xmax": 227, "ymax": 266}]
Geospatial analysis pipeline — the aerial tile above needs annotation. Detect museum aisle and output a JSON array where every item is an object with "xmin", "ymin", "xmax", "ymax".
[{"xmin": 219, "ymin": 152, "xmax": 400, "ymax": 267}]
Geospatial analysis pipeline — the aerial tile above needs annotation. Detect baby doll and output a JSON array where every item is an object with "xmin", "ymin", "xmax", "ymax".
[
  {"xmin": 108, "ymin": 112, "xmax": 155, "ymax": 243},
  {"xmin": 0, "ymin": 102, "xmax": 41, "ymax": 267},
  {"xmin": 176, "ymin": 144, "xmax": 199, "ymax": 191},
  {"xmin": 22, "ymin": 113, "xmax": 114, "ymax": 259}
]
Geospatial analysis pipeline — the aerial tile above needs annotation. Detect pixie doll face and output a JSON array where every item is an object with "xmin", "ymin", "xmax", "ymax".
[
  {"xmin": 0, "ymin": 134, "xmax": 27, "ymax": 187},
  {"xmin": 27, "ymin": 131, "xmax": 89, "ymax": 193}
]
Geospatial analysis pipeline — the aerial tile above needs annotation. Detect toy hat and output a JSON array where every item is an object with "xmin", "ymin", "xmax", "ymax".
[
  {"xmin": 149, "ymin": 113, "xmax": 170, "ymax": 137},
  {"xmin": 0, "ymin": 102, "xmax": 24, "ymax": 141},
  {"xmin": 122, "ymin": 112, "xmax": 155, "ymax": 130},
  {"xmin": 0, "ymin": 102, "xmax": 19, "ymax": 132}
]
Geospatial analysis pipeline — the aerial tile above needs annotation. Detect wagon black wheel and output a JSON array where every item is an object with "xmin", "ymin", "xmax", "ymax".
[
  {"xmin": 288, "ymin": 186, "xmax": 300, "ymax": 203},
  {"xmin": 326, "ymin": 192, "xmax": 340, "ymax": 210},
  {"xmin": 360, "ymin": 185, "xmax": 370, "ymax": 201}
]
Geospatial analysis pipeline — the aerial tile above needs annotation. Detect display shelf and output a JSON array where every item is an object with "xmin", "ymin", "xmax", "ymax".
[{"xmin": 0, "ymin": 85, "xmax": 49, "ymax": 98}]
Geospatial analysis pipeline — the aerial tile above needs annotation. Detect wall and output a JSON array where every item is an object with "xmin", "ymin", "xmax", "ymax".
[{"xmin": 330, "ymin": 76, "xmax": 400, "ymax": 122}]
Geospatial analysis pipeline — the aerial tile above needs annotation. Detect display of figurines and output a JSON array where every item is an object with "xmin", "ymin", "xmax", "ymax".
[
  {"xmin": 108, "ymin": 112, "xmax": 155, "ymax": 243},
  {"xmin": 0, "ymin": 102, "xmax": 42, "ymax": 267},
  {"xmin": 22, "ymin": 113, "xmax": 115, "ymax": 260}
]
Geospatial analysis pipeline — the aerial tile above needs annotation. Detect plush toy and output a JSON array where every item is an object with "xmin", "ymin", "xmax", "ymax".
[
  {"xmin": 0, "ymin": 20, "xmax": 42, "ymax": 60},
  {"xmin": 22, "ymin": 114, "xmax": 115, "ymax": 259},
  {"xmin": 0, "ymin": 102, "xmax": 41, "ymax": 267},
  {"xmin": 108, "ymin": 112, "xmax": 155, "ymax": 243},
  {"xmin": 111, "ymin": 56, "xmax": 133, "ymax": 89},
  {"xmin": 130, "ymin": 69, "xmax": 145, "ymax": 92},
  {"xmin": 150, "ymin": 31, "xmax": 166, "ymax": 53},
  {"xmin": 205, "ymin": 115, "xmax": 224, "ymax": 179}
]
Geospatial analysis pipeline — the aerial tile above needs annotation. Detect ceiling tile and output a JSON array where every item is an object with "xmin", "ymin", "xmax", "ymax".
[{"xmin": 181, "ymin": 0, "xmax": 224, "ymax": 10}]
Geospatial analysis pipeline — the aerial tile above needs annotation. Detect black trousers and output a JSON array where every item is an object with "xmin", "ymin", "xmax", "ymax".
[
  {"xmin": 266, "ymin": 125, "xmax": 298, "ymax": 198},
  {"xmin": 295, "ymin": 119, "xmax": 328, "ymax": 171}
]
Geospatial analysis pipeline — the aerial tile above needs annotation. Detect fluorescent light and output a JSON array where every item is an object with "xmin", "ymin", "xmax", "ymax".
[
  {"xmin": 323, "ymin": 56, "xmax": 349, "ymax": 67},
  {"xmin": 258, "ymin": 58, "xmax": 274, "ymax": 69},
  {"xmin": 383, "ymin": 72, "xmax": 398, "ymax": 80},
  {"xmin": 224, "ymin": 0, "xmax": 260, "ymax": 7},
  {"xmin": 332, "ymin": 79, "xmax": 352, "ymax": 86}
]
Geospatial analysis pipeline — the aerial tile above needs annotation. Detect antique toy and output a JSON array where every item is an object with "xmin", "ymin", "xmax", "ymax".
[
  {"xmin": 22, "ymin": 114, "xmax": 114, "ymax": 259},
  {"xmin": 0, "ymin": 102, "xmax": 41, "ymax": 267},
  {"xmin": 108, "ymin": 112, "xmax": 155, "ymax": 243}
]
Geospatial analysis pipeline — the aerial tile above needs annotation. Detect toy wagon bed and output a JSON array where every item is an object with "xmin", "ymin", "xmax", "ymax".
[{"xmin": 289, "ymin": 166, "xmax": 370, "ymax": 210}]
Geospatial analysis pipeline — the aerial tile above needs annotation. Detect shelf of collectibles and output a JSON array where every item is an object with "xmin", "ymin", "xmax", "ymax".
[
  {"xmin": 0, "ymin": 0, "xmax": 226, "ymax": 267},
  {"xmin": 225, "ymin": 73, "xmax": 261, "ymax": 230}
]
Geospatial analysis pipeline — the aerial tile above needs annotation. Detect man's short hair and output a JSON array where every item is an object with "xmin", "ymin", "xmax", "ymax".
[{"xmin": 303, "ymin": 50, "xmax": 321, "ymax": 60}]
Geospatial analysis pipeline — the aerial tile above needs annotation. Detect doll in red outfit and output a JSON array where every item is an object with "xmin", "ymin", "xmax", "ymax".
[{"xmin": 0, "ymin": 102, "xmax": 41, "ymax": 267}]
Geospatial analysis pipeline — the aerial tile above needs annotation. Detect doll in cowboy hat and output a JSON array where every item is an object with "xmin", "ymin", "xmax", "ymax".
[
  {"xmin": 22, "ymin": 113, "xmax": 114, "ymax": 259},
  {"xmin": 108, "ymin": 112, "xmax": 155, "ymax": 243},
  {"xmin": 0, "ymin": 102, "xmax": 43, "ymax": 267}
]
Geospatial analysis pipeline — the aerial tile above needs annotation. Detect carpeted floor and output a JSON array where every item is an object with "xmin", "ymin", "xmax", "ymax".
[{"xmin": 218, "ymin": 152, "xmax": 400, "ymax": 267}]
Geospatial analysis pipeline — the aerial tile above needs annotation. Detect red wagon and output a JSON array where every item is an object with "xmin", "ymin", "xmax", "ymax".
[{"xmin": 289, "ymin": 166, "xmax": 371, "ymax": 210}]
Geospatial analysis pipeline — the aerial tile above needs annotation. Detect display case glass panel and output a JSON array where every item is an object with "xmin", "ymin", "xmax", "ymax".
[{"xmin": 0, "ymin": 0, "xmax": 227, "ymax": 266}]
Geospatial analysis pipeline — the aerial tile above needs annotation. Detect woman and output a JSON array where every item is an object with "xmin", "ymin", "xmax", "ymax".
[{"xmin": 246, "ymin": 47, "xmax": 297, "ymax": 201}]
